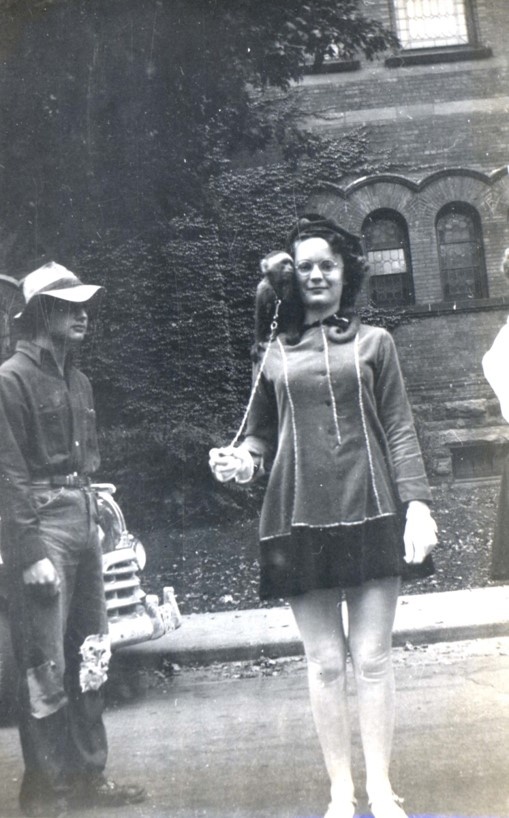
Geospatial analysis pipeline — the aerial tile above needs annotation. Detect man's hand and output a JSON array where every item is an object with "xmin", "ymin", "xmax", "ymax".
[
  {"xmin": 404, "ymin": 500, "xmax": 438, "ymax": 564},
  {"xmin": 23, "ymin": 558, "xmax": 61, "ymax": 597}
]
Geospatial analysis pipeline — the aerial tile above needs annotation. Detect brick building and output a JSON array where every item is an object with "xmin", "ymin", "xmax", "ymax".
[
  {"xmin": 290, "ymin": 0, "xmax": 509, "ymax": 483},
  {"xmin": 1, "ymin": 1, "xmax": 508, "ymax": 535}
]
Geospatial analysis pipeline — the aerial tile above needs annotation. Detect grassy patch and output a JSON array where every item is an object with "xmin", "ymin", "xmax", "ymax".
[{"xmin": 140, "ymin": 482, "xmax": 504, "ymax": 614}]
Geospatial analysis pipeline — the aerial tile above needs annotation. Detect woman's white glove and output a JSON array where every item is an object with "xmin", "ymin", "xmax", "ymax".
[
  {"xmin": 404, "ymin": 500, "xmax": 438, "ymax": 564},
  {"xmin": 208, "ymin": 444, "xmax": 255, "ymax": 484}
]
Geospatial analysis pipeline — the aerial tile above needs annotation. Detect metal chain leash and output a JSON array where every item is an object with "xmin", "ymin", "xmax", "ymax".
[{"xmin": 230, "ymin": 298, "xmax": 281, "ymax": 447}]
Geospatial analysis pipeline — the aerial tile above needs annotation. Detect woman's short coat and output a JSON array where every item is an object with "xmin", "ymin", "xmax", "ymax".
[{"xmin": 244, "ymin": 317, "xmax": 432, "ymax": 541}]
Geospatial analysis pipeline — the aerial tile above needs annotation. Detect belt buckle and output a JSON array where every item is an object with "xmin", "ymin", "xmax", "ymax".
[{"xmin": 66, "ymin": 472, "xmax": 79, "ymax": 487}]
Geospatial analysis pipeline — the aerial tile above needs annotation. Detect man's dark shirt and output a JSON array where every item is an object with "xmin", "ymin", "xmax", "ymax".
[{"xmin": 0, "ymin": 340, "xmax": 100, "ymax": 568}]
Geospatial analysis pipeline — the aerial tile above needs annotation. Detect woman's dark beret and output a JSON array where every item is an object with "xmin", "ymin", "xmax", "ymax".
[{"xmin": 287, "ymin": 213, "xmax": 363, "ymax": 258}]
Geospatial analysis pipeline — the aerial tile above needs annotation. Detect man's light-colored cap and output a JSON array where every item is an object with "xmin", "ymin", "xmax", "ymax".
[{"xmin": 19, "ymin": 261, "xmax": 103, "ymax": 314}]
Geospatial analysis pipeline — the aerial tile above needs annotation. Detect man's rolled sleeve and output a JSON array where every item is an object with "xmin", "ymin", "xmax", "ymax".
[{"xmin": 0, "ymin": 372, "xmax": 46, "ymax": 568}]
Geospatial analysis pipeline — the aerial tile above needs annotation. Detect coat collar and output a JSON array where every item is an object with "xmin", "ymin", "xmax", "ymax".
[
  {"xmin": 301, "ymin": 314, "xmax": 360, "ymax": 344},
  {"xmin": 15, "ymin": 339, "xmax": 73, "ymax": 375}
]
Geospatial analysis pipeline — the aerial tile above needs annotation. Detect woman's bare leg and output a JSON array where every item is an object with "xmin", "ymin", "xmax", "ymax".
[
  {"xmin": 289, "ymin": 588, "xmax": 356, "ymax": 812},
  {"xmin": 345, "ymin": 576, "xmax": 406, "ymax": 815}
]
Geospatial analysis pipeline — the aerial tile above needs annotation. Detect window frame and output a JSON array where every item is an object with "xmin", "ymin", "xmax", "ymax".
[
  {"xmin": 385, "ymin": 0, "xmax": 492, "ymax": 67},
  {"xmin": 436, "ymin": 202, "xmax": 488, "ymax": 302},
  {"xmin": 362, "ymin": 209, "xmax": 415, "ymax": 309},
  {"xmin": 391, "ymin": 0, "xmax": 475, "ymax": 51}
]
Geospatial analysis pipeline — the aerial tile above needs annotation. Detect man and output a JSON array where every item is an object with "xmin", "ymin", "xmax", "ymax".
[{"xmin": 0, "ymin": 262, "xmax": 145, "ymax": 817}]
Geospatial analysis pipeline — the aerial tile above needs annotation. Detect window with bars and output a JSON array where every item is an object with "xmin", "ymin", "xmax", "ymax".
[
  {"xmin": 436, "ymin": 204, "xmax": 488, "ymax": 301},
  {"xmin": 362, "ymin": 211, "xmax": 414, "ymax": 308},
  {"xmin": 393, "ymin": 0, "xmax": 472, "ymax": 50}
]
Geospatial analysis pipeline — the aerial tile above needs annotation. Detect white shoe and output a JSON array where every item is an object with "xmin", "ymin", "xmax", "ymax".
[
  {"xmin": 369, "ymin": 792, "xmax": 407, "ymax": 818},
  {"xmin": 324, "ymin": 797, "xmax": 357, "ymax": 818}
]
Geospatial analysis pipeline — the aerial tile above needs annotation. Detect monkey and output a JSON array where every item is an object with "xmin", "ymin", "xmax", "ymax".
[{"xmin": 253, "ymin": 250, "xmax": 302, "ymax": 350}]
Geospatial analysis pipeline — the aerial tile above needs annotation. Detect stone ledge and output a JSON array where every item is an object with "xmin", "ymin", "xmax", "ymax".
[
  {"xmin": 443, "ymin": 399, "xmax": 488, "ymax": 419},
  {"xmin": 438, "ymin": 426, "xmax": 509, "ymax": 446},
  {"xmin": 385, "ymin": 45, "xmax": 493, "ymax": 68},
  {"xmin": 304, "ymin": 59, "xmax": 361, "ymax": 75}
]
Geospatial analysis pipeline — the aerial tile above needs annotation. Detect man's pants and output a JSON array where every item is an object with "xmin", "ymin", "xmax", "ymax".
[{"xmin": 6, "ymin": 487, "xmax": 109, "ymax": 808}]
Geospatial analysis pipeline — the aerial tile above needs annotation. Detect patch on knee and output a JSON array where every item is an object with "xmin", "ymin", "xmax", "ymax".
[
  {"xmin": 79, "ymin": 634, "xmax": 111, "ymax": 692},
  {"xmin": 27, "ymin": 661, "xmax": 67, "ymax": 719}
]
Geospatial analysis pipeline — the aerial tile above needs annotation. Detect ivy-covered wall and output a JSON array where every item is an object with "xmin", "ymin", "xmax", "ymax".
[
  {"xmin": 77, "ymin": 132, "xmax": 391, "ymax": 541},
  {"xmin": 0, "ymin": 1, "xmax": 402, "ymax": 548}
]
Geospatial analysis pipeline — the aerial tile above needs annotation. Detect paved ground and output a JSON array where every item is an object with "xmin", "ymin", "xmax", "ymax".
[{"xmin": 0, "ymin": 637, "xmax": 508, "ymax": 818}]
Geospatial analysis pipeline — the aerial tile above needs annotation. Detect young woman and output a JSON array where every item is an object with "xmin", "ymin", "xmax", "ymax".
[{"xmin": 210, "ymin": 214, "xmax": 437, "ymax": 818}]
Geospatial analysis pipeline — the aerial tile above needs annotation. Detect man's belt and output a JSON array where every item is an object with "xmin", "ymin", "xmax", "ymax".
[{"xmin": 32, "ymin": 473, "xmax": 91, "ymax": 489}]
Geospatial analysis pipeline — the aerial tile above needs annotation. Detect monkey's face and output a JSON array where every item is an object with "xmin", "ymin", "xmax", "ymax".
[
  {"xmin": 278, "ymin": 260, "xmax": 295, "ymax": 300},
  {"xmin": 278, "ymin": 259, "xmax": 295, "ymax": 282},
  {"xmin": 265, "ymin": 253, "xmax": 295, "ymax": 298}
]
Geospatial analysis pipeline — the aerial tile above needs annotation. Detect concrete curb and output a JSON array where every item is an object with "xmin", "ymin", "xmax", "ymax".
[{"xmin": 119, "ymin": 585, "xmax": 509, "ymax": 666}]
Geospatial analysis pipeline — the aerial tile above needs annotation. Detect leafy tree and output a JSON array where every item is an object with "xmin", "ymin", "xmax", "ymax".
[
  {"xmin": 0, "ymin": 0, "xmax": 397, "ymax": 533},
  {"xmin": 136, "ymin": 0, "xmax": 397, "ymax": 214},
  {"xmin": 0, "ymin": 0, "xmax": 395, "ymax": 252}
]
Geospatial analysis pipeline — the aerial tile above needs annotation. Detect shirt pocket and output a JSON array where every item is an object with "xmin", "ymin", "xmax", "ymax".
[{"xmin": 37, "ymin": 398, "xmax": 70, "ymax": 459}]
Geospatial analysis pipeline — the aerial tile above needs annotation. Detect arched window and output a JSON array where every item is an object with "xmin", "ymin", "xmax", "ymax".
[
  {"xmin": 362, "ymin": 210, "xmax": 414, "ymax": 308},
  {"xmin": 436, "ymin": 204, "xmax": 487, "ymax": 300}
]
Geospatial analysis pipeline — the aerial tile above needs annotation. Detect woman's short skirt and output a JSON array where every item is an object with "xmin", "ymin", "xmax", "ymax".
[{"xmin": 259, "ymin": 514, "xmax": 434, "ymax": 600}]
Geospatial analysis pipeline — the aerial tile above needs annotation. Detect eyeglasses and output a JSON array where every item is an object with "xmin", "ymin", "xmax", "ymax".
[{"xmin": 295, "ymin": 259, "xmax": 339, "ymax": 276}]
